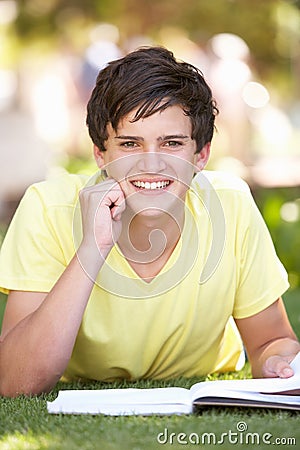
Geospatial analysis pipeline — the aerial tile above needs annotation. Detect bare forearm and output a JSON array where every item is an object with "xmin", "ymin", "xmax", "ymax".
[
  {"xmin": 0, "ymin": 245, "xmax": 109, "ymax": 397},
  {"xmin": 236, "ymin": 299, "xmax": 300, "ymax": 379}
]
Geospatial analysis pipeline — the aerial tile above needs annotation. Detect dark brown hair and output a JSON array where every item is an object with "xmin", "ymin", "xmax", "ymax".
[{"xmin": 86, "ymin": 46, "xmax": 218, "ymax": 152}]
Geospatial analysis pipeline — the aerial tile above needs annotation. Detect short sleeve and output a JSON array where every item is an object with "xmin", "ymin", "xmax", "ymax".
[
  {"xmin": 233, "ymin": 191, "xmax": 289, "ymax": 319},
  {"xmin": 0, "ymin": 185, "xmax": 68, "ymax": 294}
]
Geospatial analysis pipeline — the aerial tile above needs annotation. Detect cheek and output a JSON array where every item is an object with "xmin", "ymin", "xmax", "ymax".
[
  {"xmin": 173, "ymin": 159, "xmax": 196, "ymax": 186},
  {"xmin": 105, "ymin": 154, "xmax": 158, "ymax": 181},
  {"xmin": 103, "ymin": 157, "xmax": 131, "ymax": 181}
]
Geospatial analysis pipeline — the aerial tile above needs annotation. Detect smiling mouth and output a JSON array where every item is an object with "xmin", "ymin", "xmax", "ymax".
[{"xmin": 131, "ymin": 180, "xmax": 172, "ymax": 190}]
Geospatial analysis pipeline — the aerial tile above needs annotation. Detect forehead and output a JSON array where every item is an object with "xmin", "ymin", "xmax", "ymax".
[{"xmin": 112, "ymin": 105, "xmax": 192, "ymax": 135}]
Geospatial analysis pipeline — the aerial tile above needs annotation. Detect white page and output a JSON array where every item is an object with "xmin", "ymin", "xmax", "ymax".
[
  {"xmin": 192, "ymin": 385, "xmax": 300, "ymax": 406},
  {"xmin": 47, "ymin": 352, "xmax": 300, "ymax": 414},
  {"xmin": 47, "ymin": 387, "xmax": 192, "ymax": 415},
  {"xmin": 192, "ymin": 387, "xmax": 300, "ymax": 405},
  {"xmin": 190, "ymin": 352, "xmax": 300, "ymax": 400},
  {"xmin": 47, "ymin": 400, "xmax": 192, "ymax": 416}
]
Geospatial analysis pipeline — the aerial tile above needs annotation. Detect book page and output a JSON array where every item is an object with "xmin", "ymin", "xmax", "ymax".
[
  {"xmin": 192, "ymin": 386, "xmax": 300, "ymax": 406},
  {"xmin": 190, "ymin": 352, "xmax": 300, "ymax": 401},
  {"xmin": 47, "ymin": 353, "xmax": 300, "ymax": 415},
  {"xmin": 192, "ymin": 388, "xmax": 300, "ymax": 407},
  {"xmin": 47, "ymin": 387, "xmax": 192, "ymax": 415}
]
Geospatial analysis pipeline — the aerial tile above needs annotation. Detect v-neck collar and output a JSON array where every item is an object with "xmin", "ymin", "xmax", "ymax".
[{"xmin": 96, "ymin": 202, "xmax": 200, "ymax": 299}]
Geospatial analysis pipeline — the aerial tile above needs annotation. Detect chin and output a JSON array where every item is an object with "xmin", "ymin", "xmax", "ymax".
[{"xmin": 125, "ymin": 192, "xmax": 185, "ymax": 220}]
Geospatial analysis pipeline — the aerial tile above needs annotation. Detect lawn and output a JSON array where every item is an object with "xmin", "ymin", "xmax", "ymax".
[
  {"xmin": 0, "ymin": 290, "xmax": 299, "ymax": 449},
  {"xmin": 0, "ymin": 284, "xmax": 299, "ymax": 450},
  {"xmin": 0, "ymin": 368, "xmax": 299, "ymax": 450}
]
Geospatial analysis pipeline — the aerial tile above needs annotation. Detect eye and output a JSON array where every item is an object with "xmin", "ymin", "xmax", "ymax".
[
  {"xmin": 120, "ymin": 141, "xmax": 139, "ymax": 149},
  {"xmin": 164, "ymin": 140, "xmax": 183, "ymax": 148}
]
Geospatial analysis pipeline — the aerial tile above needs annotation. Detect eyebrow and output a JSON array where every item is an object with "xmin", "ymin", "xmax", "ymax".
[{"xmin": 115, "ymin": 134, "xmax": 190, "ymax": 141}]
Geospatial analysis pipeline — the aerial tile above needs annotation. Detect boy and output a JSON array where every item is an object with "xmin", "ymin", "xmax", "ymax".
[{"xmin": 0, "ymin": 47, "xmax": 299, "ymax": 397}]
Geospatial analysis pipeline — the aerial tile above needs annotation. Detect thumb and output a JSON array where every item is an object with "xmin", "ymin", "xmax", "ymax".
[{"xmin": 263, "ymin": 355, "xmax": 294, "ymax": 378}]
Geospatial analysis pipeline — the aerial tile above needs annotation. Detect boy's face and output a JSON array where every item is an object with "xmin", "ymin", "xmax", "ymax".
[{"xmin": 94, "ymin": 104, "xmax": 210, "ymax": 216}]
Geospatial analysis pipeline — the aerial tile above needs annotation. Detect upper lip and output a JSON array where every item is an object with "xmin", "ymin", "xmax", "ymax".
[
  {"xmin": 130, "ymin": 178, "xmax": 172, "ymax": 183},
  {"xmin": 128, "ymin": 173, "xmax": 175, "ymax": 183}
]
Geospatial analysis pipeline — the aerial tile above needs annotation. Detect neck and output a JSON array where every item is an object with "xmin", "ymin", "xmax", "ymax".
[{"xmin": 118, "ymin": 205, "xmax": 185, "ymax": 265}]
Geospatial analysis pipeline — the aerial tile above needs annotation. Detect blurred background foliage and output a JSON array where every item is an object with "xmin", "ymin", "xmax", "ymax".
[
  {"xmin": 7, "ymin": 0, "xmax": 300, "ymax": 82},
  {"xmin": 0, "ymin": 0, "xmax": 299, "ymax": 333}
]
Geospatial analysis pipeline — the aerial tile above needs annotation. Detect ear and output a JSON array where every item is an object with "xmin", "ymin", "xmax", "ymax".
[
  {"xmin": 194, "ymin": 143, "xmax": 211, "ymax": 172},
  {"xmin": 93, "ymin": 145, "xmax": 106, "ymax": 169}
]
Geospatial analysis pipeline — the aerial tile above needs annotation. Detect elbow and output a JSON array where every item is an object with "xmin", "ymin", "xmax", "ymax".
[
  {"xmin": 0, "ymin": 368, "xmax": 60, "ymax": 398},
  {"xmin": 0, "ymin": 379, "xmax": 54, "ymax": 398}
]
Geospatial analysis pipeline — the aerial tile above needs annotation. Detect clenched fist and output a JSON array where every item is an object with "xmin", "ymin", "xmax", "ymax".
[{"xmin": 79, "ymin": 178, "xmax": 126, "ymax": 254}]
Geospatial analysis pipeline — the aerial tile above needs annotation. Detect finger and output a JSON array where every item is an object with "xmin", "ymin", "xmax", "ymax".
[
  {"xmin": 110, "ymin": 195, "xmax": 126, "ymax": 220},
  {"xmin": 82, "ymin": 180, "xmax": 124, "ymax": 208},
  {"xmin": 263, "ymin": 355, "xmax": 294, "ymax": 378},
  {"xmin": 81, "ymin": 178, "xmax": 120, "ymax": 194}
]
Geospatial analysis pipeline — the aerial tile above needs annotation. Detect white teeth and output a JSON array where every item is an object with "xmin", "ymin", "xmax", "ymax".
[{"xmin": 132, "ymin": 180, "xmax": 170, "ymax": 190}]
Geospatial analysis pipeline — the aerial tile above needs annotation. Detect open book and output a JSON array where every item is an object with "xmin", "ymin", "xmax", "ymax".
[{"xmin": 47, "ymin": 353, "xmax": 300, "ymax": 415}]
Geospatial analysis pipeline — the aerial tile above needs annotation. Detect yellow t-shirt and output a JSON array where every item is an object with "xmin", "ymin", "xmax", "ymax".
[{"xmin": 0, "ymin": 170, "xmax": 289, "ymax": 381}]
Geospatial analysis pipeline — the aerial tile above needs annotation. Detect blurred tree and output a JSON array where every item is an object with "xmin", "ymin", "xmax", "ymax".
[
  {"xmin": 11, "ymin": 0, "xmax": 298, "ymax": 79},
  {"xmin": 288, "ymin": 0, "xmax": 300, "ymax": 8}
]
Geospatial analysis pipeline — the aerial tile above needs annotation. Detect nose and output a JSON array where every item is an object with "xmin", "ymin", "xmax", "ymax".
[{"xmin": 136, "ymin": 152, "xmax": 167, "ymax": 173}]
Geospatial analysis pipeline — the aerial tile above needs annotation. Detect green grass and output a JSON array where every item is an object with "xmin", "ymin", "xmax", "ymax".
[
  {"xmin": 0, "ymin": 292, "xmax": 299, "ymax": 449},
  {"xmin": 0, "ymin": 215, "xmax": 299, "ymax": 450},
  {"xmin": 283, "ymin": 289, "xmax": 300, "ymax": 339},
  {"xmin": 0, "ymin": 367, "xmax": 299, "ymax": 450}
]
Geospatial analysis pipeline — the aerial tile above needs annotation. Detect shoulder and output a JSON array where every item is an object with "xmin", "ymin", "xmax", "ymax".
[
  {"xmin": 24, "ymin": 171, "xmax": 98, "ymax": 208},
  {"xmin": 188, "ymin": 170, "xmax": 259, "ymax": 226},
  {"xmin": 189, "ymin": 170, "xmax": 254, "ymax": 210},
  {"xmin": 191, "ymin": 170, "xmax": 251, "ymax": 195}
]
